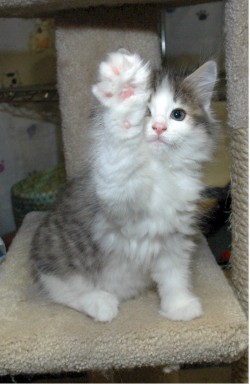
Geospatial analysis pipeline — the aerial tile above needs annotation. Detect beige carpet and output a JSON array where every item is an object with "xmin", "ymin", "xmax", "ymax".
[{"xmin": 0, "ymin": 212, "xmax": 247, "ymax": 376}]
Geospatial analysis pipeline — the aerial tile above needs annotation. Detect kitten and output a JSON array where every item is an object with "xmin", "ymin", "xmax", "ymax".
[{"xmin": 30, "ymin": 50, "xmax": 218, "ymax": 322}]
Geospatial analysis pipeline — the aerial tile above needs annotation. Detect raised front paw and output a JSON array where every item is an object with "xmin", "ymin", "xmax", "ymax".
[{"xmin": 92, "ymin": 49, "xmax": 151, "ymax": 109}]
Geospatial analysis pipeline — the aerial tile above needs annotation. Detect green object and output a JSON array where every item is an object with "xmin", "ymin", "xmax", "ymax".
[{"xmin": 11, "ymin": 163, "xmax": 67, "ymax": 227}]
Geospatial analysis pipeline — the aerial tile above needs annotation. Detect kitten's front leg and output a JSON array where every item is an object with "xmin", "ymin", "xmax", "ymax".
[
  {"xmin": 152, "ymin": 236, "xmax": 203, "ymax": 321},
  {"xmin": 92, "ymin": 50, "xmax": 151, "ymax": 128}
]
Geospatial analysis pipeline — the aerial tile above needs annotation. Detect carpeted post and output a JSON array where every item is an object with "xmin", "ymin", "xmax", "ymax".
[{"xmin": 224, "ymin": 0, "xmax": 248, "ymax": 382}]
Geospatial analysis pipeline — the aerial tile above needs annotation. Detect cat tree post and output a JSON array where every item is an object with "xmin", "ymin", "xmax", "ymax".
[
  {"xmin": 224, "ymin": 0, "xmax": 248, "ymax": 382},
  {"xmin": 55, "ymin": 5, "xmax": 161, "ymax": 179}
]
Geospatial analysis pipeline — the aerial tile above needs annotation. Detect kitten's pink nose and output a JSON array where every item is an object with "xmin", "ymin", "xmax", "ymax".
[{"xmin": 152, "ymin": 122, "xmax": 167, "ymax": 135}]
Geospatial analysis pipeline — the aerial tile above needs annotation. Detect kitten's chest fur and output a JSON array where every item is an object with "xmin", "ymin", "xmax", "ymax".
[{"xmin": 94, "ymin": 144, "xmax": 201, "ymax": 245}]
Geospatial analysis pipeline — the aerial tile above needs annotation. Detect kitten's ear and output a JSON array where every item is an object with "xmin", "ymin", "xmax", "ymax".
[{"xmin": 184, "ymin": 61, "xmax": 217, "ymax": 110}]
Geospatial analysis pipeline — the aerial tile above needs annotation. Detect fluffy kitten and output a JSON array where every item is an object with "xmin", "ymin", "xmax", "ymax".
[{"xmin": 30, "ymin": 50, "xmax": 218, "ymax": 322}]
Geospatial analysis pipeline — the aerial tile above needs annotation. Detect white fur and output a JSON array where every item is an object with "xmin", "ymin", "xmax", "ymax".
[
  {"xmin": 40, "ymin": 274, "xmax": 119, "ymax": 322},
  {"xmin": 43, "ymin": 51, "xmax": 216, "ymax": 322}
]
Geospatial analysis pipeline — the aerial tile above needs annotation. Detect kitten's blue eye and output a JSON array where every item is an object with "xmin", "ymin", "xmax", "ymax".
[{"xmin": 171, "ymin": 109, "xmax": 186, "ymax": 121}]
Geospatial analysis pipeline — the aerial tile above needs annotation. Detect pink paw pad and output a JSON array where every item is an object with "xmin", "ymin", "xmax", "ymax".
[
  {"xmin": 112, "ymin": 66, "xmax": 121, "ymax": 75},
  {"xmin": 119, "ymin": 86, "xmax": 135, "ymax": 101},
  {"xmin": 105, "ymin": 92, "xmax": 113, "ymax": 98},
  {"xmin": 124, "ymin": 120, "xmax": 131, "ymax": 129}
]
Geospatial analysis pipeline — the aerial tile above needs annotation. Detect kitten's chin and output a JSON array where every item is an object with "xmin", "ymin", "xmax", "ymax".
[{"xmin": 147, "ymin": 135, "xmax": 170, "ymax": 153}]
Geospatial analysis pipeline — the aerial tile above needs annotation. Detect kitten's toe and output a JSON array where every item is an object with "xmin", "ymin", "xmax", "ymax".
[
  {"xmin": 160, "ymin": 295, "xmax": 203, "ymax": 321},
  {"xmin": 82, "ymin": 291, "xmax": 119, "ymax": 322}
]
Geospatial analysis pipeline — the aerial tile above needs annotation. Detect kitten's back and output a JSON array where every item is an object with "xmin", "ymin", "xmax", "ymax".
[{"xmin": 30, "ymin": 165, "xmax": 101, "ymax": 277}]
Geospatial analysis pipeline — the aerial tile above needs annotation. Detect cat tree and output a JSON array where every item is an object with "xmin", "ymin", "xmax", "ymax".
[{"xmin": 0, "ymin": 0, "xmax": 248, "ymax": 382}]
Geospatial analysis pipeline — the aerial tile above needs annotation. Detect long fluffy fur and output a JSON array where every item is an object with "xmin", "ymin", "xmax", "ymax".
[{"xmin": 30, "ymin": 51, "xmax": 218, "ymax": 322}]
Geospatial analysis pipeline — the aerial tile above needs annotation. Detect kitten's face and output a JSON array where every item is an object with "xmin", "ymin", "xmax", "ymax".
[
  {"xmin": 145, "ymin": 61, "xmax": 217, "ymax": 154},
  {"xmin": 145, "ymin": 78, "xmax": 206, "ymax": 152}
]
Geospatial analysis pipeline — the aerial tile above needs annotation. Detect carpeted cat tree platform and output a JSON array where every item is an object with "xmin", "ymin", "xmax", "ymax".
[{"xmin": 0, "ymin": 0, "xmax": 248, "ymax": 382}]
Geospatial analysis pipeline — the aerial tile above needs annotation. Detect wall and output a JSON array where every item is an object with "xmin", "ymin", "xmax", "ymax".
[{"xmin": 162, "ymin": 1, "xmax": 225, "ymax": 71}]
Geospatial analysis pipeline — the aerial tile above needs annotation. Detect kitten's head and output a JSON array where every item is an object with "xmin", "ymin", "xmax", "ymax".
[{"xmin": 145, "ymin": 61, "xmax": 218, "ymax": 161}]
